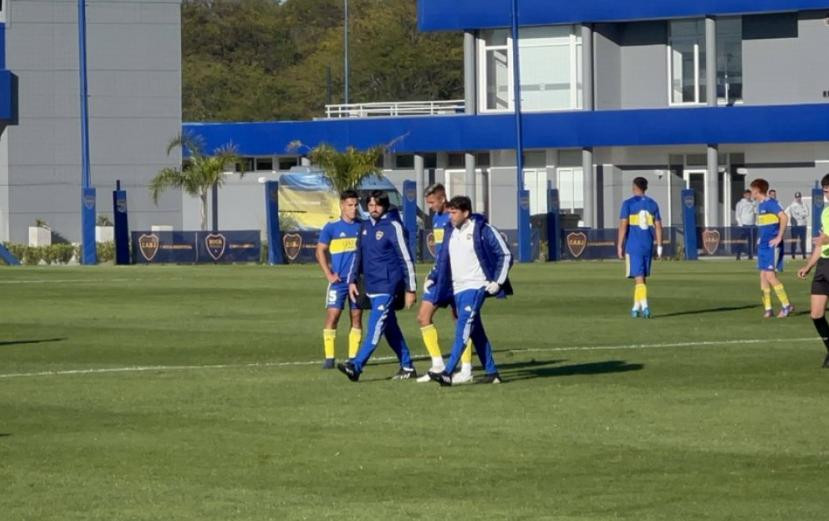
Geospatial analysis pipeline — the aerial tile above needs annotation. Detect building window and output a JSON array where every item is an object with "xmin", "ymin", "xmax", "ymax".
[
  {"xmin": 235, "ymin": 158, "xmax": 255, "ymax": 173},
  {"xmin": 478, "ymin": 26, "xmax": 582, "ymax": 113},
  {"xmin": 395, "ymin": 155, "xmax": 414, "ymax": 169},
  {"xmin": 668, "ymin": 19, "xmax": 707, "ymax": 105},
  {"xmin": 717, "ymin": 17, "xmax": 742, "ymax": 105},
  {"xmin": 255, "ymin": 157, "xmax": 274, "ymax": 171},
  {"xmin": 278, "ymin": 157, "xmax": 299, "ymax": 170}
]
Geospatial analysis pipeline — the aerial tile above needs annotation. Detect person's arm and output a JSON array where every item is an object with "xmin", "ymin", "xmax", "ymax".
[
  {"xmin": 617, "ymin": 220, "xmax": 628, "ymax": 260},
  {"xmin": 347, "ymin": 226, "xmax": 363, "ymax": 301},
  {"xmin": 655, "ymin": 220, "xmax": 664, "ymax": 258},
  {"xmin": 769, "ymin": 211, "xmax": 788, "ymax": 247},
  {"xmin": 315, "ymin": 243, "xmax": 339, "ymax": 284},
  {"xmin": 390, "ymin": 221, "xmax": 417, "ymax": 307},
  {"xmin": 799, "ymin": 238, "xmax": 823, "ymax": 279},
  {"xmin": 483, "ymin": 224, "xmax": 512, "ymax": 294},
  {"xmin": 735, "ymin": 201, "xmax": 744, "ymax": 226}
]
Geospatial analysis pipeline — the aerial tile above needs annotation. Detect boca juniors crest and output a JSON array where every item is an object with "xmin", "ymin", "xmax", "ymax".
[
  {"xmin": 204, "ymin": 233, "xmax": 227, "ymax": 261},
  {"xmin": 426, "ymin": 232, "xmax": 437, "ymax": 258},
  {"xmin": 83, "ymin": 194, "xmax": 96, "ymax": 210},
  {"xmin": 683, "ymin": 193, "xmax": 695, "ymax": 209},
  {"xmin": 138, "ymin": 233, "xmax": 160, "ymax": 262},
  {"xmin": 283, "ymin": 233, "xmax": 303, "ymax": 261},
  {"xmin": 701, "ymin": 229, "xmax": 721, "ymax": 255},
  {"xmin": 566, "ymin": 232, "xmax": 588, "ymax": 258}
]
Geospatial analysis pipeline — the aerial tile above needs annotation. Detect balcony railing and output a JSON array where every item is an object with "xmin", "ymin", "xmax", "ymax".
[{"xmin": 323, "ymin": 100, "xmax": 466, "ymax": 119}]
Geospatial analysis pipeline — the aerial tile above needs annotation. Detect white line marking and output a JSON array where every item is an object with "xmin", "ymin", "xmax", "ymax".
[
  {"xmin": 0, "ymin": 337, "xmax": 820, "ymax": 380},
  {"xmin": 0, "ymin": 278, "xmax": 136, "ymax": 285}
]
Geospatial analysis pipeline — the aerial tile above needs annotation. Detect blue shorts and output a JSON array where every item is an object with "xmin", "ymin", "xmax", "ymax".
[
  {"xmin": 757, "ymin": 245, "xmax": 784, "ymax": 272},
  {"xmin": 325, "ymin": 283, "xmax": 357, "ymax": 310},
  {"xmin": 625, "ymin": 253, "xmax": 652, "ymax": 279}
]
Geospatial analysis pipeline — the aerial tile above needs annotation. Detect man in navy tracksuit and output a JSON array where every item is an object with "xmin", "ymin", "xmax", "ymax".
[
  {"xmin": 338, "ymin": 191, "xmax": 418, "ymax": 382},
  {"xmin": 427, "ymin": 196, "xmax": 513, "ymax": 386}
]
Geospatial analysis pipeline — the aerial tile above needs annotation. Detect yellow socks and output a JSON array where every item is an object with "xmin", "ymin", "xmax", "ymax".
[
  {"xmin": 461, "ymin": 341, "xmax": 473, "ymax": 365},
  {"xmin": 348, "ymin": 328, "xmax": 362, "ymax": 359},
  {"xmin": 633, "ymin": 283, "xmax": 648, "ymax": 310},
  {"xmin": 420, "ymin": 324, "xmax": 445, "ymax": 368},
  {"xmin": 762, "ymin": 289, "xmax": 772, "ymax": 311},
  {"xmin": 773, "ymin": 284, "xmax": 790, "ymax": 307},
  {"xmin": 323, "ymin": 329, "xmax": 336, "ymax": 359}
]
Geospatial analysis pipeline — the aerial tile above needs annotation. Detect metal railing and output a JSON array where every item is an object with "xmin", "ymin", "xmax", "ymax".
[{"xmin": 323, "ymin": 100, "xmax": 465, "ymax": 119}]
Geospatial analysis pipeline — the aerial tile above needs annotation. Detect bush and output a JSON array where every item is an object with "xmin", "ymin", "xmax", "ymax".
[
  {"xmin": 0, "ymin": 242, "xmax": 80, "ymax": 265},
  {"xmin": 97, "ymin": 242, "xmax": 115, "ymax": 263}
]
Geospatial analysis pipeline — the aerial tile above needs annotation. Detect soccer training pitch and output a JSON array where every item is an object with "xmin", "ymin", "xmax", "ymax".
[{"xmin": 1, "ymin": 261, "xmax": 826, "ymax": 520}]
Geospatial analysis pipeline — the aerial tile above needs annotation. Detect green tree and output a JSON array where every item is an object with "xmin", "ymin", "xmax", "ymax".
[
  {"xmin": 293, "ymin": 142, "xmax": 384, "ymax": 194},
  {"xmin": 151, "ymin": 133, "xmax": 241, "ymax": 231}
]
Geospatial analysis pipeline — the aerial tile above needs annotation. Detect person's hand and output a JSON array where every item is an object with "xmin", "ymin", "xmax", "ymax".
[
  {"xmin": 348, "ymin": 283, "xmax": 359, "ymax": 301},
  {"xmin": 617, "ymin": 246, "xmax": 624, "ymax": 260},
  {"xmin": 656, "ymin": 246, "xmax": 663, "ymax": 259},
  {"xmin": 769, "ymin": 236, "xmax": 783, "ymax": 248},
  {"xmin": 798, "ymin": 266, "xmax": 812, "ymax": 279},
  {"xmin": 404, "ymin": 291, "xmax": 417, "ymax": 309},
  {"xmin": 485, "ymin": 281, "xmax": 501, "ymax": 295},
  {"xmin": 326, "ymin": 272, "xmax": 341, "ymax": 284}
]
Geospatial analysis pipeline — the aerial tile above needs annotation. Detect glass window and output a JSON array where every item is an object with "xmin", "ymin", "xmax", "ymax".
[
  {"xmin": 669, "ymin": 19, "xmax": 706, "ymax": 104},
  {"xmin": 255, "ymin": 158, "xmax": 273, "ymax": 171},
  {"xmin": 557, "ymin": 167, "xmax": 584, "ymax": 214},
  {"xmin": 717, "ymin": 17, "xmax": 742, "ymax": 104},
  {"xmin": 395, "ymin": 155, "xmax": 414, "ymax": 169},
  {"xmin": 278, "ymin": 157, "xmax": 299, "ymax": 170},
  {"xmin": 479, "ymin": 25, "xmax": 582, "ymax": 112}
]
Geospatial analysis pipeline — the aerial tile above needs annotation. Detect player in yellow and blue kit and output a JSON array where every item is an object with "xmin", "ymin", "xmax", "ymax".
[
  {"xmin": 617, "ymin": 177, "xmax": 663, "ymax": 318},
  {"xmin": 416, "ymin": 184, "xmax": 474, "ymax": 384},
  {"xmin": 315, "ymin": 190, "xmax": 366, "ymax": 369},
  {"xmin": 750, "ymin": 179, "xmax": 793, "ymax": 318}
]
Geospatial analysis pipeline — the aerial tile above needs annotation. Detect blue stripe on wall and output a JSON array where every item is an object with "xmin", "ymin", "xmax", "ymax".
[
  {"xmin": 417, "ymin": 0, "xmax": 829, "ymax": 31},
  {"xmin": 184, "ymin": 104, "xmax": 829, "ymax": 156}
]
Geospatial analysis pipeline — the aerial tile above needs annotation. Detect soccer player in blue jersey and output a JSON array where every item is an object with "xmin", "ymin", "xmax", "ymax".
[
  {"xmin": 750, "ymin": 178, "xmax": 793, "ymax": 318},
  {"xmin": 337, "ymin": 191, "xmax": 418, "ymax": 382},
  {"xmin": 617, "ymin": 177, "xmax": 663, "ymax": 318},
  {"xmin": 416, "ymin": 184, "xmax": 474, "ymax": 384},
  {"xmin": 316, "ymin": 190, "xmax": 365, "ymax": 369}
]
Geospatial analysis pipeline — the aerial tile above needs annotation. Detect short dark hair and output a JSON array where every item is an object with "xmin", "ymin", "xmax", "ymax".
[
  {"xmin": 340, "ymin": 189, "xmax": 359, "ymax": 201},
  {"xmin": 446, "ymin": 195, "xmax": 472, "ymax": 213},
  {"xmin": 633, "ymin": 177, "xmax": 648, "ymax": 192},
  {"xmin": 425, "ymin": 183, "xmax": 445, "ymax": 197},
  {"xmin": 366, "ymin": 190, "xmax": 390, "ymax": 211},
  {"xmin": 743, "ymin": 189, "xmax": 751, "ymax": 194},
  {"xmin": 750, "ymin": 179, "xmax": 769, "ymax": 194},
  {"xmin": 822, "ymin": 174, "xmax": 829, "ymax": 188}
]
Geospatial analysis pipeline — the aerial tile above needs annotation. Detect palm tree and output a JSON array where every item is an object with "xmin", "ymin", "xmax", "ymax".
[
  {"xmin": 151, "ymin": 132, "xmax": 241, "ymax": 231},
  {"xmin": 289, "ymin": 141, "xmax": 385, "ymax": 194}
]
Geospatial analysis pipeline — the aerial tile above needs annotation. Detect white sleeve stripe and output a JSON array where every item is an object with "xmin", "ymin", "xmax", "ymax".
[
  {"xmin": 489, "ymin": 225, "xmax": 511, "ymax": 285},
  {"xmin": 392, "ymin": 221, "xmax": 416, "ymax": 291}
]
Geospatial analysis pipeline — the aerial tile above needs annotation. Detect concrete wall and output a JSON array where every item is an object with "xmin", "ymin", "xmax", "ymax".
[
  {"xmin": 743, "ymin": 11, "xmax": 829, "ymax": 106},
  {"xmin": 594, "ymin": 24, "xmax": 621, "ymax": 110},
  {"xmin": 3, "ymin": 0, "xmax": 182, "ymax": 243},
  {"xmin": 619, "ymin": 21, "xmax": 669, "ymax": 109}
]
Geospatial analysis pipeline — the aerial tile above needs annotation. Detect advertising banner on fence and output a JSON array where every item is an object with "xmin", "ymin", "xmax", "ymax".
[
  {"xmin": 132, "ymin": 231, "xmax": 261, "ymax": 264},
  {"xmin": 695, "ymin": 226, "xmax": 806, "ymax": 257},
  {"xmin": 560, "ymin": 228, "xmax": 678, "ymax": 260}
]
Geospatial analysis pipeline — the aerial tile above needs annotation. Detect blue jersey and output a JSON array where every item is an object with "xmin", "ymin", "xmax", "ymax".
[
  {"xmin": 432, "ymin": 211, "xmax": 450, "ymax": 256},
  {"xmin": 621, "ymin": 195, "xmax": 661, "ymax": 256},
  {"xmin": 319, "ymin": 219, "xmax": 361, "ymax": 281},
  {"xmin": 756, "ymin": 198, "xmax": 784, "ymax": 247}
]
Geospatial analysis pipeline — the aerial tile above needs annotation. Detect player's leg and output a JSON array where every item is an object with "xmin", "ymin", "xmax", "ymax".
[
  {"xmin": 433, "ymin": 289, "xmax": 479, "ymax": 383},
  {"xmin": 348, "ymin": 308, "xmax": 362, "ymax": 360},
  {"xmin": 417, "ymin": 300, "xmax": 446, "ymax": 375},
  {"xmin": 626, "ymin": 254, "xmax": 640, "ymax": 318},
  {"xmin": 809, "ymin": 265, "xmax": 829, "ymax": 367},
  {"xmin": 339, "ymin": 294, "xmax": 394, "ymax": 380},
  {"xmin": 470, "ymin": 314, "xmax": 500, "ymax": 384},
  {"xmin": 635, "ymin": 275, "xmax": 650, "ymax": 318},
  {"xmin": 322, "ymin": 285, "xmax": 345, "ymax": 369},
  {"xmin": 760, "ymin": 271, "xmax": 773, "ymax": 318},
  {"xmin": 454, "ymin": 339, "xmax": 475, "ymax": 384},
  {"xmin": 767, "ymin": 269, "xmax": 793, "ymax": 318},
  {"xmin": 384, "ymin": 308, "xmax": 416, "ymax": 379}
]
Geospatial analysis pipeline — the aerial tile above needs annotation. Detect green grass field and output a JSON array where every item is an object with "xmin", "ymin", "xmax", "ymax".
[{"xmin": 1, "ymin": 261, "xmax": 827, "ymax": 520}]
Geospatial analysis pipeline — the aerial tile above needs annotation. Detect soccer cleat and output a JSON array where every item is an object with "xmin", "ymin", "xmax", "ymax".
[
  {"xmin": 631, "ymin": 309, "xmax": 640, "ymax": 319},
  {"xmin": 417, "ymin": 366, "xmax": 445, "ymax": 383},
  {"xmin": 322, "ymin": 358, "xmax": 335, "ymax": 370},
  {"xmin": 428, "ymin": 371, "xmax": 452, "ymax": 387},
  {"xmin": 337, "ymin": 361, "xmax": 360, "ymax": 382},
  {"xmin": 642, "ymin": 308, "xmax": 652, "ymax": 319},
  {"xmin": 777, "ymin": 305, "xmax": 794, "ymax": 319},
  {"xmin": 452, "ymin": 371, "xmax": 474, "ymax": 385},
  {"xmin": 480, "ymin": 373, "xmax": 502, "ymax": 384},
  {"xmin": 763, "ymin": 310, "xmax": 773, "ymax": 319},
  {"xmin": 392, "ymin": 367, "xmax": 417, "ymax": 380}
]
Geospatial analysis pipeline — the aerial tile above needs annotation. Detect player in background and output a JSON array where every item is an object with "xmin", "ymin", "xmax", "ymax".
[
  {"xmin": 416, "ymin": 184, "xmax": 474, "ymax": 384},
  {"xmin": 617, "ymin": 177, "xmax": 663, "ymax": 318},
  {"xmin": 797, "ymin": 173, "xmax": 829, "ymax": 367},
  {"xmin": 426, "ymin": 196, "xmax": 512, "ymax": 386},
  {"xmin": 315, "ymin": 190, "xmax": 364, "ymax": 369},
  {"xmin": 750, "ymin": 179, "xmax": 794, "ymax": 318},
  {"xmin": 338, "ymin": 191, "xmax": 418, "ymax": 382}
]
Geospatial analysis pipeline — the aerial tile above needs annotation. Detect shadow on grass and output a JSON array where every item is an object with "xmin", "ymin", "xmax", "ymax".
[
  {"xmin": 0, "ymin": 433, "xmax": 11, "ymax": 437},
  {"xmin": 656, "ymin": 305, "xmax": 759, "ymax": 318},
  {"xmin": 503, "ymin": 360, "xmax": 644, "ymax": 382},
  {"xmin": 0, "ymin": 338, "xmax": 67, "ymax": 347}
]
